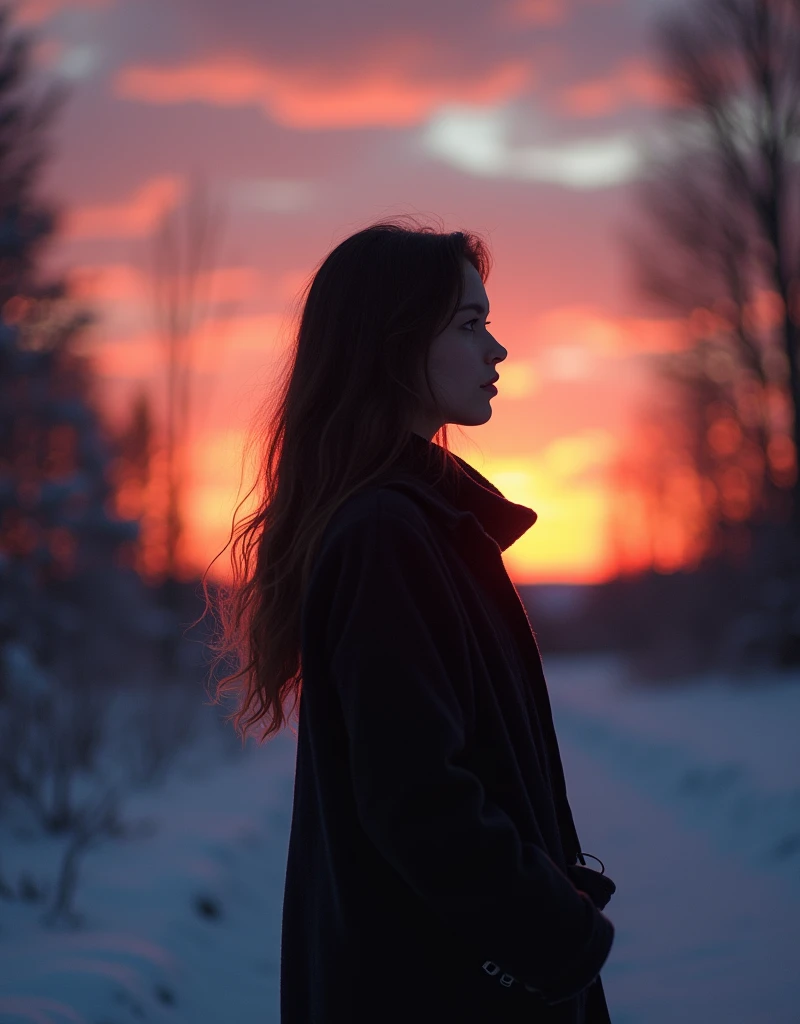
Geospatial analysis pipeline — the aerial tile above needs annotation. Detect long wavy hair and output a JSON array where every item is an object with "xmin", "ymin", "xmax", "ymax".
[{"xmin": 201, "ymin": 215, "xmax": 493, "ymax": 745}]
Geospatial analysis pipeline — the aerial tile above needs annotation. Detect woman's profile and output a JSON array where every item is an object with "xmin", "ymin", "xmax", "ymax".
[{"xmin": 205, "ymin": 216, "xmax": 617, "ymax": 1023}]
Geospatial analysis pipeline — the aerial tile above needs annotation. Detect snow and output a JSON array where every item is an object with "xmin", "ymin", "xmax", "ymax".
[
  {"xmin": 0, "ymin": 722, "xmax": 298, "ymax": 1024},
  {"xmin": 546, "ymin": 654, "xmax": 800, "ymax": 1024},
  {"xmin": 1, "ymin": 654, "xmax": 798, "ymax": 1024}
]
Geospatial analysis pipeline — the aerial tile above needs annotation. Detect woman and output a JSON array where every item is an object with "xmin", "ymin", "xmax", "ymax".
[{"xmin": 207, "ymin": 217, "xmax": 617, "ymax": 1023}]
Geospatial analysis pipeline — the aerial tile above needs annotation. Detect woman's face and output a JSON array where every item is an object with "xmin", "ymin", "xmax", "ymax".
[{"xmin": 410, "ymin": 259, "xmax": 506, "ymax": 442}]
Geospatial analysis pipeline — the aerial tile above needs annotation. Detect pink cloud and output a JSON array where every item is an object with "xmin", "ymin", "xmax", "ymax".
[
  {"xmin": 14, "ymin": 0, "xmax": 111, "ymax": 25},
  {"xmin": 68, "ymin": 262, "xmax": 265, "ymax": 304},
  {"xmin": 533, "ymin": 305, "xmax": 688, "ymax": 356},
  {"xmin": 557, "ymin": 57, "xmax": 684, "ymax": 116},
  {"xmin": 67, "ymin": 262, "xmax": 145, "ymax": 302},
  {"xmin": 92, "ymin": 311, "xmax": 285, "ymax": 387},
  {"xmin": 504, "ymin": 0, "xmax": 568, "ymax": 25},
  {"xmin": 114, "ymin": 41, "xmax": 536, "ymax": 129},
  {"xmin": 92, "ymin": 331, "xmax": 163, "ymax": 380},
  {"xmin": 503, "ymin": 0, "xmax": 623, "ymax": 25},
  {"xmin": 62, "ymin": 175, "xmax": 187, "ymax": 240}
]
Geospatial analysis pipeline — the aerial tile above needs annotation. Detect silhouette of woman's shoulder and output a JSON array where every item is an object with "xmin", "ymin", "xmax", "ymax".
[{"xmin": 325, "ymin": 485, "xmax": 430, "ymax": 547}]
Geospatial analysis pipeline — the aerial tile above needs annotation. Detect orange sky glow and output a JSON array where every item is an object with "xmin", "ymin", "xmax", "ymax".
[{"xmin": 22, "ymin": 0, "xmax": 714, "ymax": 585}]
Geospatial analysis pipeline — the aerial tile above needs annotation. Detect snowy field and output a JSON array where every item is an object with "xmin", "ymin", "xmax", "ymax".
[{"xmin": 1, "ymin": 652, "xmax": 798, "ymax": 1024}]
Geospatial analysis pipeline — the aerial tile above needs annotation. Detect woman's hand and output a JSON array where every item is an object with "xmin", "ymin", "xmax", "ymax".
[{"xmin": 566, "ymin": 864, "xmax": 616, "ymax": 911}]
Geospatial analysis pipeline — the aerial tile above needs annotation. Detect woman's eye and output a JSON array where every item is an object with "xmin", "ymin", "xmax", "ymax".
[{"xmin": 464, "ymin": 319, "xmax": 491, "ymax": 331}]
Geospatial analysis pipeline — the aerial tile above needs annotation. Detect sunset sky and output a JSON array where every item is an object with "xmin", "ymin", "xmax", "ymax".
[{"xmin": 18, "ymin": 0, "xmax": 698, "ymax": 585}]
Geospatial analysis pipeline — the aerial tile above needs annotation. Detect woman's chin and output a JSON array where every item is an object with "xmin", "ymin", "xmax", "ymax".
[{"xmin": 450, "ymin": 406, "xmax": 494, "ymax": 427}]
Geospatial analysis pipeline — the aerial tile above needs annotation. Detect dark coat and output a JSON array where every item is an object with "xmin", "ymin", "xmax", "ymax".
[{"xmin": 280, "ymin": 431, "xmax": 615, "ymax": 1023}]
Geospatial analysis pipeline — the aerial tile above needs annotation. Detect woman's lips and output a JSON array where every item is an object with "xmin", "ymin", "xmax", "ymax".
[{"xmin": 480, "ymin": 383, "xmax": 498, "ymax": 395}]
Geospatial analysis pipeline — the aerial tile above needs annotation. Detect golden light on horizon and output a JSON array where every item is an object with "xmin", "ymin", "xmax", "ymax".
[
  {"xmin": 92, "ymin": 291, "xmax": 691, "ymax": 587},
  {"xmin": 184, "ymin": 428, "xmax": 627, "ymax": 586}
]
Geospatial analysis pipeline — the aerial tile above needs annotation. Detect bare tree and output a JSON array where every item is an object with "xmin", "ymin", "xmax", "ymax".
[
  {"xmin": 622, "ymin": 0, "xmax": 800, "ymax": 545},
  {"xmin": 618, "ymin": 0, "xmax": 800, "ymax": 668},
  {"xmin": 148, "ymin": 178, "xmax": 231, "ymax": 587},
  {"xmin": 110, "ymin": 386, "xmax": 157, "ymax": 577}
]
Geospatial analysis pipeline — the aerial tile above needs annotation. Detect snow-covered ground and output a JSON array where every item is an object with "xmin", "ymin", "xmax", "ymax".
[
  {"xmin": 1, "ymin": 653, "xmax": 798, "ymax": 1024},
  {"xmin": 547, "ymin": 653, "xmax": 800, "ymax": 1024}
]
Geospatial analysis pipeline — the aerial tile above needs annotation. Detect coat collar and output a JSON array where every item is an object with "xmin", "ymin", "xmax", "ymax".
[{"xmin": 374, "ymin": 431, "xmax": 538, "ymax": 553}]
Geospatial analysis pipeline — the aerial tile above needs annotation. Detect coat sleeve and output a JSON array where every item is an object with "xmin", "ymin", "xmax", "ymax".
[{"xmin": 324, "ymin": 490, "xmax": 614, "ymax": 1006}]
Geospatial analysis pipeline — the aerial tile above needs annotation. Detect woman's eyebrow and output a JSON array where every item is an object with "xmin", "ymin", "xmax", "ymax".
[{"xmin": 456, "ymin": 302, "xmax": 490, "ymax": 315}]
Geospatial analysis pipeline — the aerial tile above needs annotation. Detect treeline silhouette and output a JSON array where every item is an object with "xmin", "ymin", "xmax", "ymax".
[
  {"xmin": 600, "ymin": 0, "xmax": 800, "ymax": 679},
  {"xmin": 0, "ymin": 5, "xmax": 235, "ymax": 928}
]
